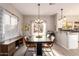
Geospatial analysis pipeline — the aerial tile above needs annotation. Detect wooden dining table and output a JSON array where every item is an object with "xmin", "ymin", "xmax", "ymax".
[{"xmin": 25, "ymin": 38, "xmax": 53, "ymax": 56}]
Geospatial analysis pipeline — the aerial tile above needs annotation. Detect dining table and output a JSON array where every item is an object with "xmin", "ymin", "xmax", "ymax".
[{"xmin": 25, "ymin": 38, "xmax": 53, "ymax": 56}]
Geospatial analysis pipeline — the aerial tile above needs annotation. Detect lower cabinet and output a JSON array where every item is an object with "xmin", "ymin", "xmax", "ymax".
[
  {"xmin": 0, "ymin": 37, "xmax": 24, "ymax": 56},
  {"xmin": 67, "ymin": 32, "xmax": 78, "ymax": 49},
  {"xmin": 56, "ymin": 31, "xmax": 78, "ymax": 49},
  {"xmin": 0, "ymin": 42, "xmax": 16, "ymax": 56}
]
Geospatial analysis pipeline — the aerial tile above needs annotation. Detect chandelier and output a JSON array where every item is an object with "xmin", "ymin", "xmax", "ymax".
[
  {"xmin": 32, "ymin": 3, "xmax": 46, "ymax": 40},
  {"xmin": 34, "ymin": 3, "xmax": 43, "ymax": 24}
]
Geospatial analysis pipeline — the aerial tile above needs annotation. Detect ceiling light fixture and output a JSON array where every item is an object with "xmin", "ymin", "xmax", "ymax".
[
  {"xmin": 37, "ymin": 3, "xmax": 40, "ymax": 22},
  {"xmin": 49, "ymin": 3, "xmax": 55, "ymax": 5},
  {"xmin": 60, "ymin": 8, "xmax": 66, "ymax": 20},
  {"xmin": 61, "ymin": 8, "xmax": 63, "ymax": 19},
  {"xmin": 35, "ymin": 3, "xmax": 43, "ymax": 23}
]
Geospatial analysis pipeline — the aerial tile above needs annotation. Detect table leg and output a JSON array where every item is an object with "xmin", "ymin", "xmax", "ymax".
[{"xmin": 37, "ymin": 42, "xmax": 42, "ymax": 56}]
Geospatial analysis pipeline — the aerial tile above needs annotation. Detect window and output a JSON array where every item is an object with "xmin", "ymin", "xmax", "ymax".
[
  {"xmin": 3, "ymin": 12, "xmax": 11, "ymax": 33},
  {"xmin": 11, "ymin": 15, "xmax": 17, "ymax": 26},
  {"xmin": 2, "ymin": 10, "xmax": 19, "ymax": 40},
  {"xmin": 3, "ymin": 12, "xmax": 18, "ymax": 31},
  {"xmin": 3, "ymin": 12, "xmax": 10, "ymax": 25}
]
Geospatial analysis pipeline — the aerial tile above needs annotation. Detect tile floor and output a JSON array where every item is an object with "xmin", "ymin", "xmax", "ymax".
[{"xmin": 14, "ymin": 43, "xmax": 79, "ymax": 56}]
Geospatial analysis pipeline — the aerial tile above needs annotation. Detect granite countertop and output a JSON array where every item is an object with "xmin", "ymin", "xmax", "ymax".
[
  {"xmin": 59, "ymin": 28, "xmax": 79, "ymax": 32},
  {"xmin": 0, "ymin": 36, "xmax": 23, "ymax": 45}
]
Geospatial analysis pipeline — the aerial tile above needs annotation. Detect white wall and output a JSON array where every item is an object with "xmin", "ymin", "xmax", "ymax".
[
  {"xmin": 23, "ymin": 15, "xmax": 57, "ymax": 36},
  {"xmin": 0, "ymin": 3, "xmax": 23, "ymax": 40}
]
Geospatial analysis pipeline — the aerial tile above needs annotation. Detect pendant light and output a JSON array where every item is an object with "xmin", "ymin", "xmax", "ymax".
[
  {"xmin": 60, "ymin": 8, "xmax": 66, "ymax": 20},
  {"xmin": 35, "ymin": 3, "xmax": 43, "ymax": 24},
  {"xmin": 38, "ymin": 3, "xmax": 40, "ymax": 20},
  {"xmin": 32, "ymin": 3, "xmax": 46, "ymax": 40},
  {"xmin": 61, "ymin": 8, "xmax": 63, "ymax": 19}
]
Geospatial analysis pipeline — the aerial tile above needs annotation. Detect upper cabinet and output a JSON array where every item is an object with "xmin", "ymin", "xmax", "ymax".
[{"xmin": 57, "ymin": 15, "xmax": 79, "ymax": 31}]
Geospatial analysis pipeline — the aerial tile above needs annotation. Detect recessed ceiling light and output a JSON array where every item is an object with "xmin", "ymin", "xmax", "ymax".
[{"xmin": 49, "ymin": 3, "xmax": 55, "ymax": 5}]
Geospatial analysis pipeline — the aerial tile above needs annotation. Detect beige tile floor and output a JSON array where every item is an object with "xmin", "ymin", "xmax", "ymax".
[{"xmin": 14, "ymin": 43, "xmax": 79, "ymax": 56}]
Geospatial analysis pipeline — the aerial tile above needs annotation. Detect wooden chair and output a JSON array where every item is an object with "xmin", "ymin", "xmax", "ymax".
[
  {"xmin": 23, "ymin": 37, "xmax": 36, "ymax": 56},
  {"xmin": 42, "ymin": 33, "xmax": 55, "ymax": 56},
  {"xmin": 42, "ymin": 39, "xmax": 55, "ymax": 48},
  {"xmin": 42, "ymin": 32, "xmax": 55, "ymax": 48},
  {"xmin": 42, "ymin": 36, "xmax": 55, "ymax": 48}
]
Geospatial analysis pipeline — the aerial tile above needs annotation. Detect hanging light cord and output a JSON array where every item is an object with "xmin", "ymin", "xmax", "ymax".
[
  {"xmin": 61, "ymin": 8, "xmax": 63, "ymax": 19},
  {"xmin": 38, "ymin": 3, "xmax": 40, "ymax": 20}
]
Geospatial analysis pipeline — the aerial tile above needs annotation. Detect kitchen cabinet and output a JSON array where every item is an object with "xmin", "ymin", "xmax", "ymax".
[
  {"xmin": 67, "ymin": 32, "xmax": 78, "ymax": 49},
  {"xmin": 56, "ymin": 31, "xmax": 78, "ymax": 49}
]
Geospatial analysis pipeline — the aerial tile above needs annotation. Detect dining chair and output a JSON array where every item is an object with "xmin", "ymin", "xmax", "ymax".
[
  {"xmin": 42, "ymin": 33, "xmax": 55, "ymax": 56},
  {"xmin": 23, "ymin": 37, "xmax": 36, "ymax": 56},
  {"xmin": 43, "ymin": 32, "xmax": 55, "ymax": 47}
]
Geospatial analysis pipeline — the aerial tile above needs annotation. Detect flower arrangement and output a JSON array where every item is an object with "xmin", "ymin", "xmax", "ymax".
[
  {"xmin": 36, "ymin": 35, "xmax": 42, "ymax": 38},
  {"xmin": 22, "ymin": 24, "xmax": 30, "ymax": 31}
]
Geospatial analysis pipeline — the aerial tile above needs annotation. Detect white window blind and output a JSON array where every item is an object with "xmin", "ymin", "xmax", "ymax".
[{"xmin": 3, "ymin": 10, "xmax": 19, "ymax": 40}]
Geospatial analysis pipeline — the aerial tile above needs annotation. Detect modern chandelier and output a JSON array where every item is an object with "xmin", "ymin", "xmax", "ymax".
[{"xmin": 34, "ymin": 3, "xmax": 43, "ymax": 24}]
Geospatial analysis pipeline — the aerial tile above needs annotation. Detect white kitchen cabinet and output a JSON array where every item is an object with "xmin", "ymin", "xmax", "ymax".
[
  {"xmin": 68, "ymin": 32, "xmax": 78, "ymax": 49},
  {"xmin": 56, "ymin": 31, "xmax": 79, "ymax": 49}
]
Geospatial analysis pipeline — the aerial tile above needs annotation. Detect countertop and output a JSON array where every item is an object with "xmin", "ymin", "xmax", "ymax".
[
  {"xmin": 0, "ymin": 36, "xmax": 23, "ymax": 45},
  {"xmin": 59, "ymin": 28, "xmax": 79, "ymax": 32}
]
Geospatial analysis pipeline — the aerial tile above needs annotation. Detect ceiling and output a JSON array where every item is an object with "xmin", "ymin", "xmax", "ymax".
[{"xmin": 12, "ymin": 3, "xmax": 79, "ymax": 15}]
